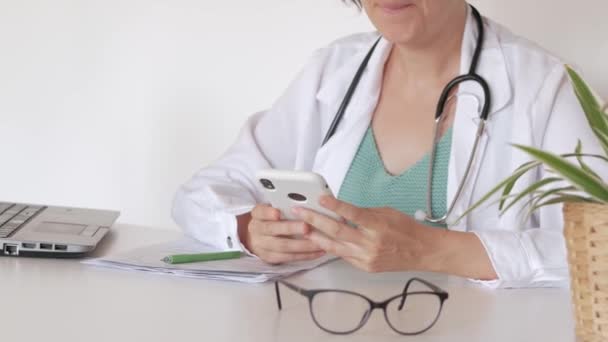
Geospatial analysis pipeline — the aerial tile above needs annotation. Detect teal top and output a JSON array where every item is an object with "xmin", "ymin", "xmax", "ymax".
[{"xmin": 338, "ymin": 127, "xmax": 453, "ymax": 228}]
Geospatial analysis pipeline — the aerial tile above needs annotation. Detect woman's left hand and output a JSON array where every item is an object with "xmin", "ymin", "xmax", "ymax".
[{"xmin": 292, "ymin": 196, "xmax": 443, "ymax": 273}]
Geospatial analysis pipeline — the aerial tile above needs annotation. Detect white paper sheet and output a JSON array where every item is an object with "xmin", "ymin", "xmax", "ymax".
[{"xmin": 83, "ymin": 237, "xmax": 335, "ymax": 283}]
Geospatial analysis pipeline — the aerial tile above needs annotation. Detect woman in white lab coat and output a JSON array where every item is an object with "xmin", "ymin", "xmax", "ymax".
[{"xmin": 172, "ymin": 0, "xmax": 605, "ymax": 288}]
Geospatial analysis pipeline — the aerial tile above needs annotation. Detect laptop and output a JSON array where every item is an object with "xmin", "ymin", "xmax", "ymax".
[{"xmin": 0, "ymin": 202, "xmax": 119, "ymax": 257}]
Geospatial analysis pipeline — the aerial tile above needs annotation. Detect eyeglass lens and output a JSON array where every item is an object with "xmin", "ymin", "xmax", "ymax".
[
  {"xmin": 310, "ymin": 291, "xmax": 442, "ymax": 334},
  {"xmin": 310, "ymin": 291, "xmax": 371, "ymax": 334},
  {"xmin": 385, "ymin": 293, "xmax": 442, "ymax": 334}
]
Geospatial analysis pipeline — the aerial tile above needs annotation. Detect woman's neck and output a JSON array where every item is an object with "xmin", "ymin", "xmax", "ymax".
[{"xmin": 389, "ymin": 4, "xmax": 468, "ymax": 86}]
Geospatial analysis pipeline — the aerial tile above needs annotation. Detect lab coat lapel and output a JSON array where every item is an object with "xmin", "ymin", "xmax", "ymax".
[
  {"xmin": 313, "ymin": 37, "xmax": 392, "ymax": 195},
  {"xmin": 447, "ymin": 9, "xmax": 513, "ymax": 230},
  {"xmin": 310, "ymin": 9, "xmax": 513, "ymax": 226}
]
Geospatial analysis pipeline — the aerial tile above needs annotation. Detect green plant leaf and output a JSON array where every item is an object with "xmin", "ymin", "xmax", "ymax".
[
  {"xmin": 593, "ymin": 127, "xmax": 608, "ymax": 157},
  {"xmin": 521, "ymin": 185, "xmax": 579, "ymax": 219},
  {"xmin": 528, "ymin": 195, "xmax": 595, "ymax": 216},
  {"xmin": 566, "ymin": 65, "xmax": 602, "ymax": 109},
  {"xmin": 500, "ymin": 177, "xmax": 563, "ymax": 215},
  {"xmin": 460, "ymin": 152, "xmax": 607, "ymax": 222},
  {"xmin": 498, "ymin": 161, "xmax": 542, "ymax": 210},
  {"xmin": 575, "ymin": 140, "xmax": 602, "ymax": 180},
  {"xmin": 564, "ymin": 152, "xmax": 608, "ymax": 163},
  {"xmin": 453, "ymin": 162, "xmax": 539, "ymax": 224},
  {"xmin": 488, "ymin": 192, "xmax": 528, "ymax": 208},
  {"xmin": 566, "ymin": 66, "xmax": 608, "ymax": 135},
  {"xmin": 528, "ymin": 186, "xmax": 578, "ymax": 208},
  {"xmin": 513, "ymin": 144, "xmax": 608, "ymax": 203}
]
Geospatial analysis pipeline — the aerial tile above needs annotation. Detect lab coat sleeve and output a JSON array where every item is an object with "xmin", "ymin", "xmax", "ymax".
[
  {"xmin": 473, "ymin": 65, "xmax": 608, "ymax": 288},
  {"xmin": 172, "ymin": 50, "xmax": 328, "ymax": 251}
]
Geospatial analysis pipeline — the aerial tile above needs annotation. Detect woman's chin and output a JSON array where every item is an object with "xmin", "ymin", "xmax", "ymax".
[
  {"xmin": 366, "ymin": 13, "xmax": 422, "ymax": 45},
  {"xmin": 377, "ymin": 27, "xmax": 420, "ymax": 45}
]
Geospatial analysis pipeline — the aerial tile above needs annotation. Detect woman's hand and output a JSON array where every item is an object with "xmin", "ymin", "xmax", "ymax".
[
  {"xmin": 238, "ymin": 205, "xmax": 325, "ymax": 264},
  {"xmin": 293, "ymin": 196, "xmax": 497, "ymax": 280},
  {"xmin": 292, "ymin": 197, "xmax": 434, "ymax": 273}
]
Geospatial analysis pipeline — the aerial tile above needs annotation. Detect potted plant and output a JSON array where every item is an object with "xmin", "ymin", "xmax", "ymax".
[{"xmin": 463, "ymin": 66, "xmax": 608, "ymax": 341}]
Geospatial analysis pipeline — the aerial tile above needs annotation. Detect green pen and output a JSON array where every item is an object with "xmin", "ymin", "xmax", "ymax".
[{"xmin": 162, "ymin": 250, "xmax": 243, "ymax": 264}]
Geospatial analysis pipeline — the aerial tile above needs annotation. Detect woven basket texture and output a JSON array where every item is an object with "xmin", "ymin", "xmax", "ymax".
[{"xmin": 564, "ymin": 202, "xmax": 608, "ymax": 342}]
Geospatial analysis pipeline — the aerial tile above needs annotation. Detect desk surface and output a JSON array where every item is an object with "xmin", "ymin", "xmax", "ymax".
[{"xmin": 1, "ymin": 224, "xmax": 575, "ymax": 342}]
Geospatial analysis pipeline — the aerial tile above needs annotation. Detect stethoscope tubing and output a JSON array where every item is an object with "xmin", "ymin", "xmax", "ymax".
[{"xmin": 322, "ymin": 5, "xmax": 491, "ymax": 225}]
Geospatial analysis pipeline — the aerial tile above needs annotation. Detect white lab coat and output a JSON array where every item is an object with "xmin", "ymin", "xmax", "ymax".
[{"xmin": 172, "ymin": 9, "xmax": 606, "ymax": 288}]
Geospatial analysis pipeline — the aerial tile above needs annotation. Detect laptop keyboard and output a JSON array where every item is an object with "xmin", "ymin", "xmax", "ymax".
[{"xmin": 0, "ymin": 203, "xmax": 46, "ymax": 238}]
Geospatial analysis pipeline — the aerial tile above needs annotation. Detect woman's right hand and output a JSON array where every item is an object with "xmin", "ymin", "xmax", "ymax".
[{"xmin": 237, "ymin": 205, "xmax": 326, "ymax": 264}]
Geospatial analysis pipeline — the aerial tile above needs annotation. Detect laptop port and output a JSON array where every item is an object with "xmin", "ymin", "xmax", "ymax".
[
  {"xmin": 22, "ymin": 242, "xmax": 36, "ymax": 249},
  {"xmin": 4, "ymin": 244, "xmax": 19, "ymax": 256},
  {"xmin": 54, "ymin": 244, "xmax": 67, "ymax": 251},
  {"xmin": 40, "ymin": 243, "xmax": 53, "ymax": 250}
]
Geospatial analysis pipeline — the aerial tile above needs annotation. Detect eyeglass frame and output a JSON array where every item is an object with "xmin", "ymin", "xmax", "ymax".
[{"xmin": 274, "ymin": 277, "xmax": 449, "ymax": 335}]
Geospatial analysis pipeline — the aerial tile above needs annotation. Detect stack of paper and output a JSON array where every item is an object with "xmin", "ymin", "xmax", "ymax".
[{"xmin": 83, "ymin": 238, "xmax": 335, "ymax": 283}]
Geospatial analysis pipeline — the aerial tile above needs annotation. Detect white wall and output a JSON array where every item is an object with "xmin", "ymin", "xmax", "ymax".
[
  {"xmin": 0, "ymin": 0, "xmax": 606, "ymax": 230},
  {"xmin": 469, "ymin": 0, "xmax": 608, "ymax": 98}
]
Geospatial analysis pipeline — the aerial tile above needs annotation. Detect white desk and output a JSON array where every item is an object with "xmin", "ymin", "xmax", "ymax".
[{"xmin": 1, "ymin": 224, "xmax": 575, "ymax": 342}]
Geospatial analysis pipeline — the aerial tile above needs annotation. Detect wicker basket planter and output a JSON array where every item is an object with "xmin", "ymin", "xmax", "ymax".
[{"xmin": 564, "ymin": 202, "xmax": 608, "ymax": 341}]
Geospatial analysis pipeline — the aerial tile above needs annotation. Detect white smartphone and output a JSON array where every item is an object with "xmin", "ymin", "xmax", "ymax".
[{"xmin": 255, "ymin": 169, "xmax": 341, "ymax": 221}]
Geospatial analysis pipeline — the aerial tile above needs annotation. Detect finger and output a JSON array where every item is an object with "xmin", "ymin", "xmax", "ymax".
[
  {"xmin": 259, "ymin": 236, "xmax": 324, "ymax": 253},
  {"xmin": 294, "ymin": 207, "xmax": 364, "ymax": 244},
  {"xmin": 255, "ymin": 220, "xmax": 312, "ymax": 237},
  {"xmin": 261, "ymin": 251, "xmax": 326, "ymax": 265},
  {"xmin": 307, "ymin": 230, "xmax": 358, "ymax": 259},
  {"xmin": 319, "ymin": 196, "xmax": 376, "ymax": 228},
  {"xmin": 251, "ymin": 205, "xmax": 280, "ymax": 221}
]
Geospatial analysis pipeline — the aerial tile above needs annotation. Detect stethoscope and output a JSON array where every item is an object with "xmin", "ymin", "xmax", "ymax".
[{"xmin": 322, "ymin": 5, "xmax": 491, "ymax": 225}]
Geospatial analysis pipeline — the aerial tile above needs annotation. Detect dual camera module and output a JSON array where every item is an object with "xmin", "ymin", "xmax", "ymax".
[{"xmin": 259, "ymin": 178, "xmax": 307, "ymax": 202}]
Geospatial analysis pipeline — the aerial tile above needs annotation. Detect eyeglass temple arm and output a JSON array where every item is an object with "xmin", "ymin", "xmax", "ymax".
[
  {"xmin": 397, "ymin": 278, "xmax": 449, "ymax": 310},
  {"xmin": 275, "ymin": 280, "xmax": 308, "ymax": 311}
]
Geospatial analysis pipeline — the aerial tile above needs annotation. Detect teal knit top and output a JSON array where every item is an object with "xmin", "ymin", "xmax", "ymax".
[{"xmin": 338, "ymin": 127, "xmax": 453, "ymax": 228}]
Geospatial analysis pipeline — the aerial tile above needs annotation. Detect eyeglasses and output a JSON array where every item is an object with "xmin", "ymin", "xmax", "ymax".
[{"xmin": 274, "ymin": 277, "xmax": 449, "ymax": 335}]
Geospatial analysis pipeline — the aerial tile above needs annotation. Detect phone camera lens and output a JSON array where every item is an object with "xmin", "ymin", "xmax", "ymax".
[
  {"xmin": 288, "ymin": 193, "xmax": 307, "ymax": 202},
  {"xmin": 260, "ymin": 179, "xmax": 275, "ymax": 190}
]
